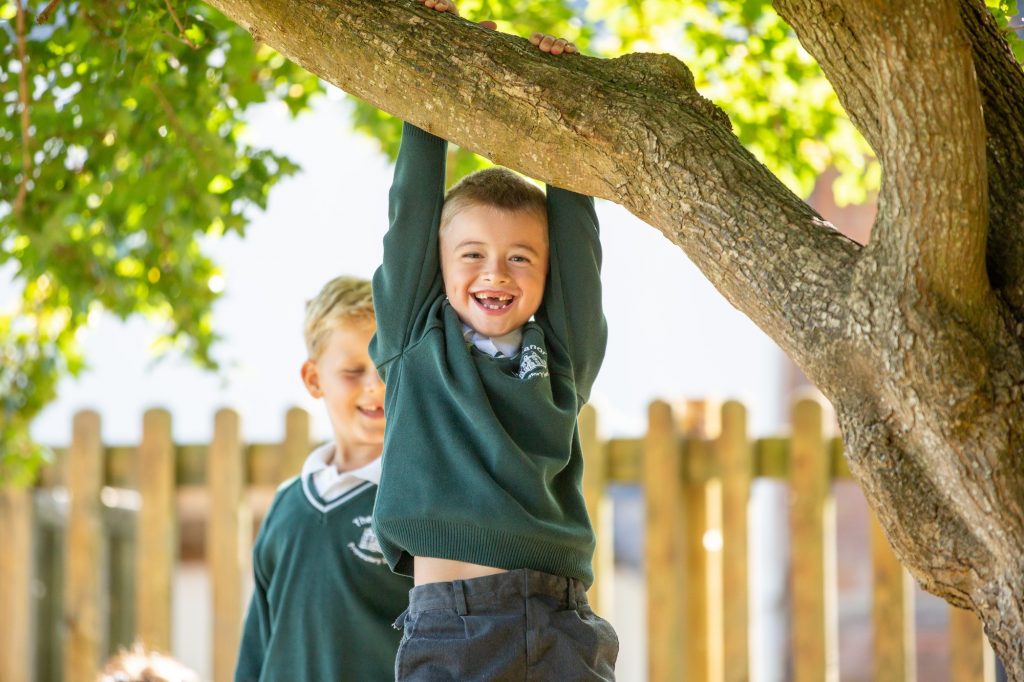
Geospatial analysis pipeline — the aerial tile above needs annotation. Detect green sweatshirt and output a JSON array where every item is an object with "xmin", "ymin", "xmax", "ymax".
[
  {"xmin": 370, "ymin": 124, "xmax": 607, "ymax": 587},
  {"xmin": 235, "ymin": 468, "xmax": 412, "ymax": 682}
]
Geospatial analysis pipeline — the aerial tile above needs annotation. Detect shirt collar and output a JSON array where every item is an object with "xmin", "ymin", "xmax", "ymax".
[{"xmin": 462, "ymin": 324, "xmax": 523, "ymax": 358}]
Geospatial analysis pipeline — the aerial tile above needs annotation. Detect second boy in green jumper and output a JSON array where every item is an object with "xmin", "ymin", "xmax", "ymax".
[
  {"xmin": 371, "ymin": 2, "xmax": 618, "ymax": 678},
  {"xmin": 235, "ymin": 277, "xmax": 412, "ymax": 681}
]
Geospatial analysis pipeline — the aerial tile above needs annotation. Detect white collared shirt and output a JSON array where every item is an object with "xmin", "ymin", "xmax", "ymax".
[
  {"xmin": 462, "ymin": 324, "xmax": 523, "ymax": 358},
  {"xmin": 301, "ymin": 443, "xmax": 382, "ymax": 502}
]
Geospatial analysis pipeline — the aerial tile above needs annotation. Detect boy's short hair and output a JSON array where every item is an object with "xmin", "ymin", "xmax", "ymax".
[
  {"xmin": 98, "ymin": 643, "xmax": 199, "ymax": 682},
  {"xmin": 304, "ymin": 276, "xmax": 375, "ymax": 359},
  {"xmin": 440, "ymin": 167, "xmax": 547, "ymax": 233}
]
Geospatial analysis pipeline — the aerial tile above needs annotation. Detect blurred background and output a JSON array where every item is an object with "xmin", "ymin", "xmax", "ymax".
[{"xmin": 2, "ymin": 1, "xmax": 1021, "ymax": 680}]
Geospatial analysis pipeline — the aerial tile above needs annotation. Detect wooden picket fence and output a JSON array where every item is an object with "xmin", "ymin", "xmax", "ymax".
[
  {"xmin": 0, "ymin": 399, "xmax": 999, "ymax": 682},
  {"xmin": 581, "ymin": 398, "xmax": 997, "ymax": 682}
]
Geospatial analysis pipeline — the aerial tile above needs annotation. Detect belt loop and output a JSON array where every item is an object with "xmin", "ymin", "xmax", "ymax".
[
  {"xmin": 453, "ymin": 580, "xmax": 469, "ymax": 616},
  {"xmin": 566, "ymin": 577, "xmax": 578, "ymax": 610}
]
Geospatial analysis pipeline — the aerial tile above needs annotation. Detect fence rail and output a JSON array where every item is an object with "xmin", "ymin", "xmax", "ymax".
[{"xmin": 0, "ymin": 400, "xmax": 997, "ymax": 682}]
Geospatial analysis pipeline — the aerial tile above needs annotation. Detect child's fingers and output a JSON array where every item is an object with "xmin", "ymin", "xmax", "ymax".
[
  {"xmin": 529, "ymin": 33, "xmax": 576, "ymax": 55},
  {"xmin": 420, "ymin": 0, "xmax": 458, "ymax": 15}
]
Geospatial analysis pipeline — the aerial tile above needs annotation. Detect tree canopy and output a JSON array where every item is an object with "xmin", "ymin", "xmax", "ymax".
[{"xmin": 1, "ymin": 0, "xmax": 317, "ymax": 478}]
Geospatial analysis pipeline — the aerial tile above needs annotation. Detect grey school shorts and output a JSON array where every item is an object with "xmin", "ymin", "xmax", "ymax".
[{"xmin": 393, "ymin": 568, "xmax": 619, "ymax": 681}]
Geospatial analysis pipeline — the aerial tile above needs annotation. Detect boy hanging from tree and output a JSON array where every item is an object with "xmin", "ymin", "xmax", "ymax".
[{"xmin": 371, "ymin": 2, "xmax": 619, "ymax": 678}]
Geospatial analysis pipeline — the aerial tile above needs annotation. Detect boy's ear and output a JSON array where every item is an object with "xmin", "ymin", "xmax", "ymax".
[{"xmin": 300, "ymin": 360, "xmax": 323, "ymax": 398}]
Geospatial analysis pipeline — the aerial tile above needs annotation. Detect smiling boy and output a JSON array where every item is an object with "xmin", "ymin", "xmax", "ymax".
[
  {"xmin": 439, "ymin": 172, "xmax": 548, "ymax": 340},
  {"xmin": 235, "ymin": 276, "xmax": 412, "ymax": 682},
  {"xmin": 368, "ymin": 3, "xmax": 618, "ymax": 678}
]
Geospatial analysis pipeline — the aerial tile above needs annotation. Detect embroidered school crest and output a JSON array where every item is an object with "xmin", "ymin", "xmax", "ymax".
[
  {"xmin": 517, "ymin": 344, "xmax": 549, "ymax": 380},
  {"xmin": 347, "ymin": 515, "xmax": 386, "ymax": 565}
]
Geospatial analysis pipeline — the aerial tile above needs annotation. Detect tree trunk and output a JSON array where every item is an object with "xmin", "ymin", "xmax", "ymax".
[{"xmin": 203, "ymin": 0, "xmax": 1024, "ymax": 672}]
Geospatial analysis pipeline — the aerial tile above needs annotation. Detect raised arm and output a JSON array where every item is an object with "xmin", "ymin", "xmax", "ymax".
[
  {"xmin": 536, "ymin": 187, "xmax": 606, "ymax": 401},
  {"xmin": 369, "ymin": 123, "xmax": 448, "ymax": 368}
]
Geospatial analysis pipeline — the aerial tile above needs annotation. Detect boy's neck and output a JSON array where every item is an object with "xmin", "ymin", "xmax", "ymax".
[{"xmin": 330, "ymin": 442, "xmax": 382, "ymax": 473}]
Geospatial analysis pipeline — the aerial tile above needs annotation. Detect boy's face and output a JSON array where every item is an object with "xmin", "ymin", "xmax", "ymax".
[
  {"xmin": 439, "ymin": 204, "xmax": 549, "ymax": 338},
  {"xmin": 301, "ymin": 321, "xmax": 385, "ymax": 459}
]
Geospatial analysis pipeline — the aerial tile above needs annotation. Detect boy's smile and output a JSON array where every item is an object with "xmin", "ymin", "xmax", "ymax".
[
  {"xmin": 440, "ymin": 204, "xmax": 548, "ymax": 339},
  {"xmin": 473, "ymin": 290, "xmax": 514, "ymax": 311},
  {"xmin": 301, "ymin": 321, "xmax": 385, "ymax": 467}
]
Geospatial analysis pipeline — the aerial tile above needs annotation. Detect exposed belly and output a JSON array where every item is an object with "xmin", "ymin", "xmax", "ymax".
[{"xmin": 414, "ymin": 556, "xmax": 508, "ymax": 585}]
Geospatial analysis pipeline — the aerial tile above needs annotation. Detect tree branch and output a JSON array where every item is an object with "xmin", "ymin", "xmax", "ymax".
[
  {"xmin": 858, "ymin": 0, "xmax": 990, "ymax": 314},
  {"xmin": 774, "ymin": 0, "xmax": 1024, "ymax": 323},
  {"xmin": 823, "ymin": 0, "xmax": 1012, "ymax": 580},
  {"xmin": 164, "ymin": 0, "xmax": 199, "ymax": 49},
  {"xmin": 145, "ymin": 81, "xmax": 208, "ymax": 163},
  {"xmin": 14, "ymin": 0, "xmax": 32, "ymax": 216},
  {"xmin": 35, "ymin": 0, "xmax": 62, "ymax": 24},
  {"xmin": 773, "ymin": 0, "xmax": 883, "ymax": 154},
  {"xmin": 958, "ymin": 0, "xmax": 1024, "ymax": 321},
  {"xmin": 203, "ymin": 0, "xmax": 862, "ymax": 386}
]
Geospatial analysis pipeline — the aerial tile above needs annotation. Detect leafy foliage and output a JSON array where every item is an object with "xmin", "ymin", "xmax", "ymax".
[
  {"xmin": 987, "ymin": 0, "xmax": 1024, "ymax": 62},
  {"xmin": 1, "ymin": 0, "xmax": 1021, "ymax": 480},
  {"xmin": 0, "ymin": 0, "xmax": 317, "ymax": 477},
  {"xmin": 594, "ymin": 0, "xmax": 879, "ymax": 203}
]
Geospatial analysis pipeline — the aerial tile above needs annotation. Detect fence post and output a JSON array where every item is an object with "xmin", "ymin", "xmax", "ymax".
[
  {"xmin": 789, "ymin": 398, "xmax": 838, "ymax": 682},
  {"xmin": 208, "ymin": 408, "xmax": 250, "ymax": 682},
  {"xmin": 719, "ymin": 401, "xmax": 750, "ymax": 682},
  {"xmin": 135, "ymin": 408, "xmax": 176, "ymax": 652},
  {"xmin": 34, "ymin": 495, "xmax": 66, "ymax": 682},
  {"xmin": 645, "ymin": 400, "xmax": 687, "ymax": 682},
  {"xmin": 949, "ymin": 606, "xmax": 996, "ymax": 682},
  {"xmin": 64, "ymin": 409, "xmax": 105, "ymax": 682},
  {"xmin": 580, "ymin": 404, "xmax": 613, "ymax": 619},
  {"xmin": 870, "ymin": 512, "xmax": 915, "ymax": 681},
  {"xmin": 0, "ymin": 485, "xmax": 33, "ymax": 682},
  {"xmin": 681, "ymin": 399, "xmax": 714, "ymax": 682},
  {"xmin": 282, "ymin": 407, "xmax": 311, "ymax": 482}
]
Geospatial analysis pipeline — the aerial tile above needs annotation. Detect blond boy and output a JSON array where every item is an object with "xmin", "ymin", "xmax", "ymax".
[{"xmin": 235, "ymin": 276, "xmax": 412, "ymax": 682}]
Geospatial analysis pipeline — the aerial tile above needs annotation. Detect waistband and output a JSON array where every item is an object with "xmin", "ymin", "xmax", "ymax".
[{"xmin": 407, "ymin": 568, "xmax": 589, "ymax": 616}]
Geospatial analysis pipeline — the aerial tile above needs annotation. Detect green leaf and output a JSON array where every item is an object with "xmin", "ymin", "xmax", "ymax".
[
  {"xmin": 185, "ymin": 23, "xmax": 206, "ymax": 45},
  {"xmin": 207, "ymin": 174, "xmax": 234, "ymax": 194}
]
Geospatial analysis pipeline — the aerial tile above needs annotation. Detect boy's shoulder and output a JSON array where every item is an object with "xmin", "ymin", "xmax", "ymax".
[
  {"xmin": 276, "ymin": 474, "xmax": 300, "ymax": 494},
  {"xmin": 271, "ymin": 474, "xmax": 302, "ymax": 508},
  {"xmin": 259, "ymin": 475, "xmax": 303, "ymax": 530}
]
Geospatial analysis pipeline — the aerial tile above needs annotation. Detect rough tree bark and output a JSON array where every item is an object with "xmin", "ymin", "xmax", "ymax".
[{"xmin": 203, "ymin": 0, "xmax": 1024, "ymax": 672}]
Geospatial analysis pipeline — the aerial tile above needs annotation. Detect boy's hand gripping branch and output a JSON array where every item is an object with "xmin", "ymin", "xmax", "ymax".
[{"xmin": 415, "ymin": 0, "xmax": 577, "ymax": 54}]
